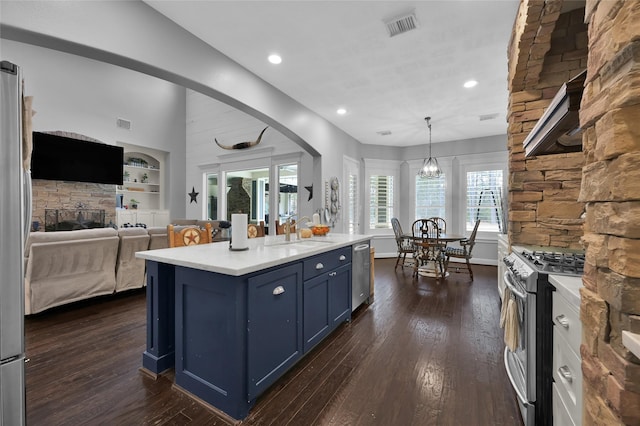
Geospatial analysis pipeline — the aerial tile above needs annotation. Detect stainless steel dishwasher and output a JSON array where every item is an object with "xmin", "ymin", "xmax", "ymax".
[{"xmin": 352, "ymin": 242, "xmax": 371, "ymax": 311}]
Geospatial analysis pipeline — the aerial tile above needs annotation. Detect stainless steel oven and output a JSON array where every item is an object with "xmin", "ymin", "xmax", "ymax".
[
  {"xmin": 501, "ymin": 248, "xmax": 585, "ymax": 426},
  {"xmin": 502, "ymin": 253, "xmax": 537, "ymax": 425}
]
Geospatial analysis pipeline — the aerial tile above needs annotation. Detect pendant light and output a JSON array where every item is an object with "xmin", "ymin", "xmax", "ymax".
[{"xmin": 418, "ymin": 116, "xmax": 442, "ymax": 178}]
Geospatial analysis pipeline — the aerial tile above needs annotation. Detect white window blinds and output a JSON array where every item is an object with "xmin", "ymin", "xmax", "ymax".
[
  {"xmin": 369, "ymin": 175, "xmax": 394, "ymax": 229},
  {"xmin": 415, "ymin": 174, "xmax": 446, "ymax": 220},
  {"xmin": 466, "ymin": 169, "xmax": 503, "ymax": 233},
  {"xmin": 347, "ymin": 173, "xmax": 358, "ymax": 234}
]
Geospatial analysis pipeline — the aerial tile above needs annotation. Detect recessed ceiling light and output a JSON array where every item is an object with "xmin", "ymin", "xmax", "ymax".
[
  {"xmin": 464, "ymin": 80, "xmax": 478, "ymax": 88},
  {"xmin": 336, "ymin": 108, "xmax": 347, "ymax": 115},
  {"xmin": 268, "ymin": 54, "xmax": 282, "ymax": 64}
]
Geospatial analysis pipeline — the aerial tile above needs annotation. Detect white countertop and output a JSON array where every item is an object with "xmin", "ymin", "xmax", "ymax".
[
  {"xmin": 136, "ymin": 233, "xmax": 370, "ymax": 276},
  {"xmin": 549, "ymin": 274, "xmax": 583, "ymax": 308}
]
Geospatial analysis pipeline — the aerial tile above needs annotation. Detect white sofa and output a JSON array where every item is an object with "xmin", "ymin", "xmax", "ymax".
[
  {"xmin": 24, "ymin": 228, "xmax": 120, "ymax": 315},
  {"xmin": 24, "ymin": 226, "xmax": 169, "ymax": 315},
  {"xmin": 115, "ymin": 227, "xmax": 150, "ymax": 293}
]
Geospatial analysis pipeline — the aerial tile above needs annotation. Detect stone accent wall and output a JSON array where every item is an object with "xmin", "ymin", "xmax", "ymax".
[
  {"xmin": 578, "ymin": 1, "xmax": 640, "ymax": 424},
  {"xmin": 509, "ymin": 1, "xmax": 640, "ymax": 425},
  {"xmin": 29, "ymin": 131, "xmax": 117, "ymax": 230},
  {"xmin": 507, "ymin": 3, "xmax": 588, "ymax": 249},
  {"xmin": 31, "ymin": 179, "xmax": 116, "ymax": 229}
]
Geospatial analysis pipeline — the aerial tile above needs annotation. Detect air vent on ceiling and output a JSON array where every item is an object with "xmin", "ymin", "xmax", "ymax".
[
  {"xmin": 116, "ymin": 118, "xmax": 131, "ymax": 130},
  {"xmin": 479, "ymin": 113, "xmax": 500, "ymax": 121},
  {"xmin": 377, "ymin": 130, "xmax": 392, "ymax": 136},
  {"xmin": 385, "ymin": 12, "xmax": 418, "ymax": 37}
]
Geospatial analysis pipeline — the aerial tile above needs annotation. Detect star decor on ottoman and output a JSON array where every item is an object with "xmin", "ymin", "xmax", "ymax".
[{"xmin": 188, "ymin": 186, "xmax": 199, "ymax": 204}]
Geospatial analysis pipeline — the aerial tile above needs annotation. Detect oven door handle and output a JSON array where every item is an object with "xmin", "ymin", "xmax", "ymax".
[
  {"xmin": 504, "ymin": 347, "xmax": 533, "ymax": 408},
  {"xmin": 503, "ymin": 271, "xmax": 527, "ymax": 300}
]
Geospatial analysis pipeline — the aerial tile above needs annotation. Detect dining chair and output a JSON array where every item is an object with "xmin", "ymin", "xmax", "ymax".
[
  {"xmin": 411, "ymin": 218, "xmax": 446, "ymax": 280},
  {"xmin": 275, "ymin": 219, "xmax": 296, "ymax": 235},
  {"xmin": 248, "ymin": 221, "xmax": 265, "ymax": 238},
  {"xmin": 428, "ymin": 217, "xmax": 446, "ymax": 233},
  {"xmin": 167, "ymin": 223, "xmax": 213, "ymax": 248},
  {"xmin": 391, "ymin": 218, "xmax": 414, "ymax": 270},
  {"xmin": 445, "ymin": 219, "xmax": 481, "ymax": 280}
]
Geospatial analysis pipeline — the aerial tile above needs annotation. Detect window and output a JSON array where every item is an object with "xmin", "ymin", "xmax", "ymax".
[
  {"xmin": 347, "ymin": 173, "xmax": 358, "ymax": 233},
  {"xmin": 466, "ymin": 169, "xmax": 504, "ymax": 233},
  {"xmin": 369, "ymin": 175, "xmax": 394, "ymax": 229},
  {"xmin": 205, "ymin": 173, "xmax": 218, "ymax": 220},
  {"xmin": 278, "ymin": 164, "xmax": 297, "ymax": 221},
  {"xmin": 344, "ymin": 156, "xmax": 360, "ymax": 234},
  {"xmin": 415, "ymin": 174, "xmax": 446, "ymax": 220},
  {"xmin": 226, "ymin": 168, "xmax": 269, "ymax": 222}
]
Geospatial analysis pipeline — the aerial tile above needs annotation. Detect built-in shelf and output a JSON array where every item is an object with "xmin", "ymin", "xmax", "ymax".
[{"xmin": 117, "ymin": 148, "xmax": 164, "ymax": 211}]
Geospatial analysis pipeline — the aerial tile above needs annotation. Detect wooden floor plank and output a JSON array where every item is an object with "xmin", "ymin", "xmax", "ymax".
[{"xmin": 25, "ymin": 259, "xmax": 522, "ymax": 425}]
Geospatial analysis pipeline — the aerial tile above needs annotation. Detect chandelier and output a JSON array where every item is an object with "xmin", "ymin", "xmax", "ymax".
[{"xmin": 418, "ymin": 116, "xmax": 442, "ymax": 179}]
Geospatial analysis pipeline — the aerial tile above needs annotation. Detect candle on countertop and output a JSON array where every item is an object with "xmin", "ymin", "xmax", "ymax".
[
  {"xmin": 312, "ymin": 213, "xmax": 320, "ymax": 225},
  {"xmin": 231, "ymin": 214, "xmax": 248, "ymax": 250}
]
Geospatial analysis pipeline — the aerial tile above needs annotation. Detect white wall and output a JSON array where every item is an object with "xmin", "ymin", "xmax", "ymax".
[
  {"xmin": 1, "ymin": 39, "xmax": 187, "ymax": 217},
  {"xmin": 184, "ymin": 90, "xmax": 315, "ymax": 224},
  {"xmin": 0, "ymin": 0, "xmax": 360, "ymax": 219}
]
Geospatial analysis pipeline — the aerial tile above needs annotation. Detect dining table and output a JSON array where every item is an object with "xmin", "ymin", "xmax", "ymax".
[{"xmin": 405, "ymin": 233, "xmax": 467, "ymax": 278}]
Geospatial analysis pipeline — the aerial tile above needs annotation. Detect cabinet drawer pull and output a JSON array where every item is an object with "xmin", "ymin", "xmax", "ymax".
[
  {"xmin": 558, "ymin": 365, "xmax": 573, "ymax": 383},
  {"xmin": 315, "ymin": 263, "xmax": 324, "ymax": 270},
  {"xmin": 555, "ymin": 314, "xmax": 569, "ymax": 329},
  {"xmin": 329, "ymin": 272, "xmax": 337, "ymax": 277},
  {"xmin": 339, "ymin": 255, "xmax": 346, "ymax": 261},
  {"xmin": 272, "ymin": 286, "xmax": 285, "ymax": 295}
]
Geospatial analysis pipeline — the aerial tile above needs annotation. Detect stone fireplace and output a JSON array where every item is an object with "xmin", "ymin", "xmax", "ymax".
[
  {"xmin": 29, "ymin": 131, "xmax": 117, "ymax": 230},
  {"xmin": 508, "ymin": 1, "xmax": 640, "ymax": 424},
  {"xmin": 31, "ymin": 180, "xmax": 116, "ymax": 230}
]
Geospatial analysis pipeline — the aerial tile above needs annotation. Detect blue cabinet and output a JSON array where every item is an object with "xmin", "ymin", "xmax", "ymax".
[
  {"xmin": 303, "ymin": 272, "xmax": 330, "ymax": 352},
  {"xmin": 328, "ymin": 263, "xmax": 351, "ymax": 326},
  {"xmin": 303, "ymin": 248, "xmax": 352, "ymax": 352},
  {"xmin": 143, "ymin": 244, "xmax": 355, "ymax": 421},
  {"xmin": 247, "ymin": 263, "xmax": 303, "ymax": 399}
]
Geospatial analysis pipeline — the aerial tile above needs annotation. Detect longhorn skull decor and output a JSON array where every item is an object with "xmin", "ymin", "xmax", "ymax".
[{"xmin": 214, "ymin": 126, "xmax": 268, "ymax": 150}]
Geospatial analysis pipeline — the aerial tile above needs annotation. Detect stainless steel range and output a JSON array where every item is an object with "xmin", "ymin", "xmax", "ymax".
[{"xmin": 502, "ymin": 248, "xmax": 584, "ymax": 426}]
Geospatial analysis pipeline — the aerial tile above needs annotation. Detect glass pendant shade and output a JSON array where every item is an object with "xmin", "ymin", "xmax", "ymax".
[
  {"xmin": 418, "ymin": 156, "xmax": 442, "ymax": 178},
  {"xmin": 417, "ymin": 116, "xmax": 442, "ymax": 179}
]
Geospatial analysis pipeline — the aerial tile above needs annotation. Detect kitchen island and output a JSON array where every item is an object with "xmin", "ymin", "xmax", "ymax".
[{"xmin": 136, "ymin": 233, "xmax": 370, "ymax": 420}]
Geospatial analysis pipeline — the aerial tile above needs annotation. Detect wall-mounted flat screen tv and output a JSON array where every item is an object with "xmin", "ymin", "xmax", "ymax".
[{"xmin": 31, "ymin": 132, "xmax": 124, "ymax": 185}]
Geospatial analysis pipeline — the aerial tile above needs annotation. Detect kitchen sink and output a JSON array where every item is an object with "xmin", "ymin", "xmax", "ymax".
[{"xmin": 263, "ymin": 237, "xmax": 334, "ymax": 249}]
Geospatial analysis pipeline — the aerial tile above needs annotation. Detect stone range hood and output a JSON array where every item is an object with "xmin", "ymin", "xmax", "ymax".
[{"xmin": 523, "ymin": 70, "xmax": 586, "ymax": 157}]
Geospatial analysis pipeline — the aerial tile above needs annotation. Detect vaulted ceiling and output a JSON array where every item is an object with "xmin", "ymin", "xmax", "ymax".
[{"xmin": 145, "ymin": 1, "xmax": 520, "ymax": 147}]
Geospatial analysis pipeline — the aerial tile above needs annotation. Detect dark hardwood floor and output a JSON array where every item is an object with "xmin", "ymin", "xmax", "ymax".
[{"xmin": 25, "ymin": 259, "xmax": 523, "ymax": 425}]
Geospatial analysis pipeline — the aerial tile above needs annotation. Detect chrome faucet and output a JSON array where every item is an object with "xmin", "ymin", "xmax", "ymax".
[{"xmin": 284, "ymin": 216, "xmax": 294, "ymax": 241}]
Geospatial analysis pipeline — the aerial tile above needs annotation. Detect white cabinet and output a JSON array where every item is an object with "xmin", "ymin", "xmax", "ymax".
[
  {"xmin": 116, "ymin": 209, "xmax": 169, "ymax": 228},
  {"xmin": 116, "ymin": 210, "xmax": 137, "ymax": 227},
  {"xmin": 140, "ymin": 210, "xmax": 169, "ymax": 227},
  {"xmin": 550, "ymin": 275, "xmax": 583, "ymax": 426}
]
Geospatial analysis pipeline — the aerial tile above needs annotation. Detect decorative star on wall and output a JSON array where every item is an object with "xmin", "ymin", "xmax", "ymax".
[{"xmin": 188, "ymin": 186, "xmax": 199, "ymax": 204}]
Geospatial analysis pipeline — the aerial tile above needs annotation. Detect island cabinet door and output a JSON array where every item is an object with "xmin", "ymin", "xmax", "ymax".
[
  {"xmin": 303, "ymin": 273, "xmax": 330, "ymax": 353},
  {"xmin": 328, "ymin": 263, "xmax": 352, "ymax": 327},
  {"xmin": 303, "ymin": 262, "xmax": 352, "ymax": 353},
  {"xmin": 247, "ymin": 263, "xmax": 303, "ymax": 400}
]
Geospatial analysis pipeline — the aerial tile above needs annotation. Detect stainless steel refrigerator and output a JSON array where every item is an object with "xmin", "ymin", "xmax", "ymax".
[{"xmin": 0, "ymin": 60, "xmax": 29, "ymax": 425}]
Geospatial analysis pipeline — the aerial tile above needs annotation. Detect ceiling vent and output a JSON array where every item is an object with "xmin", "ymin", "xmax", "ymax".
[
  {"xmin": 116, "ymin": 118, "xmax": 131, "ymax": 130},
  {"xmin": 385, "ymin": 12, "xmax": 418, "ymax": 37},
  {"xmin": 377, "ymin": 130, "xmax": 392, "ymax": 136}
]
